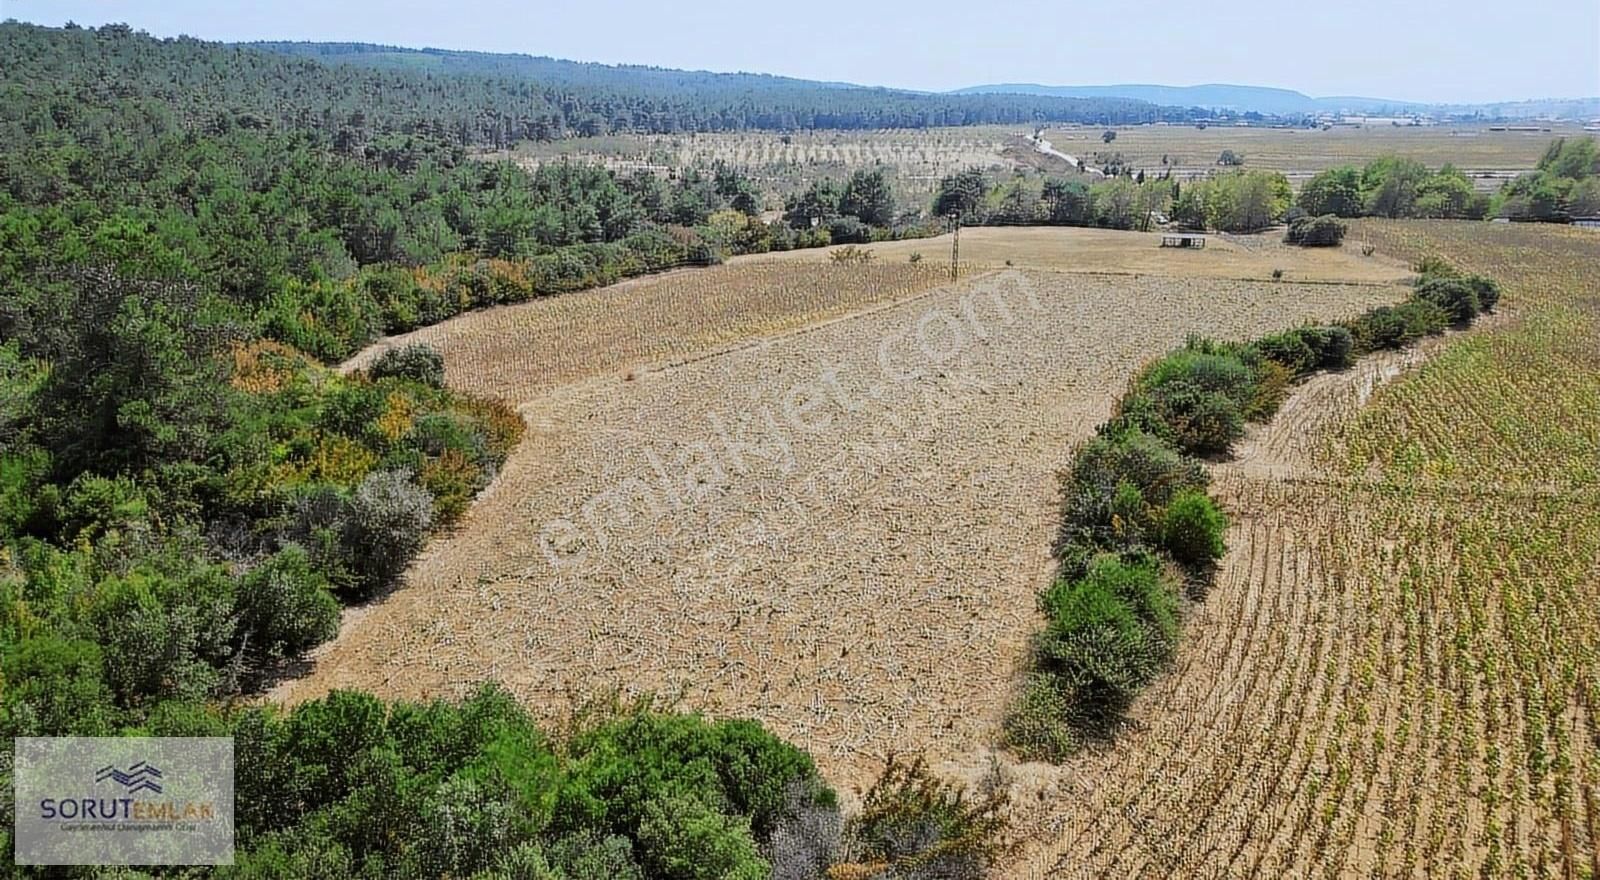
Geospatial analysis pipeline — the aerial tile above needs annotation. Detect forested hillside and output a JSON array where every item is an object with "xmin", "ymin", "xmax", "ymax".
[
  {"xmin": 0, "ymin": 22, "xmax": 1198, "ymax": 150},
  {"xmin": 0, "ymin": 19, "xmax": 1017, "ymax": 876}
]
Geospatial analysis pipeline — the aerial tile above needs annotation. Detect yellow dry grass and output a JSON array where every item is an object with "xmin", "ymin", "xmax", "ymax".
[
  {"xmin": 281, "ymin": 229, "xmax": 1405, "ymax": 794},
  {"xmin": 276, "ymin": 222, "xmax": 1599, "ymax": 876},
  {"xmin": 1046, "ymin": 122, "xmax": 1584, "ymax": 190},
  {"xmin": 797, "ymin": 226, "xmax": 1413, "ymax": 285}
]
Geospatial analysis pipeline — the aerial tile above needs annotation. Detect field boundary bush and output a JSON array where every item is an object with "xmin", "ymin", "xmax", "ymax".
[{"xmin": 1006, "ymin": 258, "xmax": 1501, "ymax": 761}]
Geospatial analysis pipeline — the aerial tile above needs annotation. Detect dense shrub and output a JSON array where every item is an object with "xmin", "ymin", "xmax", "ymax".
[
  {"xmin": 1251, "ymin": 330, "xmax": 1318, "ymax": 376},
  {"xmin": 1284, "ymin": 214, "xmax": 1347, "ymax": 247},
  {"xmin": 1253, "ymin": 325, "xmax": 1354, "ymax": 376},
  {"xmin": 1106, "ymin": 343, "xmax": 1268, "ymax": 456},
  {"xmin": 1414, "ymin": 277, "xmax": 1482, "ymax": 327},
  {"xmin": 837, "ymin": 754, "xmax": 1009, "ymax": 880},
  {"xmin": 1158, "ymin": 490, "xmax": 1229, "ymax": 569},
  {"xmin": 1036, "ymin": 554, "xmax": 1178, "ymax": 707},
  {"xmin": 1344, "ymin": 300, "xmax": 1449, "ymax": 351},
  {"xmin": 369, "ymin": 343, "xmax": 446, "ymax": 388},
  {"xmin": 1, "ymin": 636, "xmax": 118, "ymax": 735},
  {"xmin": 1129, "ymin": 384, "xmax": 1247, "ymax": 457},
  {"xmin": 1465, "ymin": 274, "xmax": 1502, "ymax": 312},
  {"xmin": 1003, "ymin": 673, "xmax": 1079, "ymax": 761},
  {"xmin": 1299, "ymin": 325, "xmax": 1355, "ymax": 370},
  {"xmin": 235, "ymin": 545, "xmax": 341, "ymax": 666},
  {"xmin": 1057, "ymin": 430, "xmax": 1208, "ymax": 563},
  {"xmin": 341, "ymin": 469, "xmax": 435, "ymax": 598},
  {"xmin": 1413, "ymin": 255, "xmax": 1460, "ymax": 278}
]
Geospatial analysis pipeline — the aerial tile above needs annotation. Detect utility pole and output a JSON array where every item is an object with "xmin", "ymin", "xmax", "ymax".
[{"xmin": 948, "ymin": 212, "xmax": 961, "ymax": 281}]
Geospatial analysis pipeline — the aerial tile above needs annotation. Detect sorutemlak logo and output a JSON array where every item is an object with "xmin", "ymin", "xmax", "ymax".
[
  {"xmin": 95, "ymin": 761, "xmax": 164, "ymax": 794},
  {"xmin": 14, "ymin": 737, "xmax": 234, "ymax": 866}
]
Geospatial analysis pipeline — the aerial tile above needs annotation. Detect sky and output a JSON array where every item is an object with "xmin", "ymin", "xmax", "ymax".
[{"xmin": 6, "ymin": 0, "xmax": 1598, "ymax": 103}]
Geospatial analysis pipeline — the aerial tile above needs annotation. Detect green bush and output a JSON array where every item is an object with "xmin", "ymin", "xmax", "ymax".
[
  {"xmin": 1158, "ymin": 490, "xmax": 1229, "ymax": 569},
  {"xmin": 1345, "ymin": 300, "xmax": 1449, "ymax": 351},
  {"xmin": 89, "ymin": 562, "xmax": 237, "ymax": 707},
  {"xmin": 1284, "ymin": 214, "xmax": 1347, "ymax": 247},
  {"xmin": 1299, "ymin": 325, "xmax": 1354, "ymax": 370},
  {"xmin": 838, "ymin": 754, "xmax": 1009, "ymax": 880},
  {"xmin": 340, "ymin": 469, "xmax": 435, "ymax": 598},
  {"xmin": 1413, "ymin": 255, "xmax": 1460, "ymax": 278},
  {"xmin": 1058, "ymin": 430, "xmax": 1207, "ymax": 561},
  {"xmin": 1414, "ymin": 277, "xmax": 1481, "ymax": 327},
  {"xmin": 1037, "ymin": 554, "xmax": 1177, "ymax": 701},
  {"xmin": 0, "ymin": 636, "xmax": 118, "ymax": 735},
  {"xmin": 1135, "ymin": 348, "xmax": 1260, "ymax": 409},
  {"xmin": 1251, "ymin": 330, "xmax": 1318, "ymax": 376},
  {"xmin": 1148, "ymin": 385, "xmax": 1246, "ymax": 456},
  {"xmin": 637, "ymin": 792, "xmax": 769, "ymax": 880},
  {"xmin": 1465, "ymin": 274, "xmax": 1502, "ymax": 312},
  {"xmin": 369, "ymin": 343, "xmax": 446, "ymax": 388},
  {"xmin": 236, "ymin": 545, "xmax": 341, "ymax": 666},
  {"xmin": 1002, "ymin": 674, "xmax": 1078, "ymax": 762}
]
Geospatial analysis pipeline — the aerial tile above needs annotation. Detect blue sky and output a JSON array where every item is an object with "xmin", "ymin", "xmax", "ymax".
[{"xmin": 6, "ymin": 0, "xmax": 1597, "ymax": 103}]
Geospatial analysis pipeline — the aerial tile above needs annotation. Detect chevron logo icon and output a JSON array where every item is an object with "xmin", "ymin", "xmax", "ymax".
[{"xmin": 95, "ymin": 762, "xmax": 164, "ymax": 795}]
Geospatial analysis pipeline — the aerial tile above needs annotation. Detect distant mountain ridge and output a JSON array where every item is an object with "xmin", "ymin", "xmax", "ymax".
[{"xmin": 951, "ymin": 83, "xmax": 1600, "ymax": 119}]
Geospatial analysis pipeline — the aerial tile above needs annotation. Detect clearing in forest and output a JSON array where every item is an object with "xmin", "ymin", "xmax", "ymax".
[{"xmin": 276, "ymin": 227, "xmax": 1407, "ymax": 793}]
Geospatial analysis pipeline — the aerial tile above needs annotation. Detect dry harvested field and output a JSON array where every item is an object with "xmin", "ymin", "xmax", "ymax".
[
  {"xmin": 1045, "ymin": 123, "xmax": 1585, "ymax": 190},
  {"xmin": 342, "ymin": 227, "xmax": 1412, "ymax": 401},
  {"xmin": 811, "ymin": 226, "xmax": 1412, "ymax": 285},
  {"xmin": 1009, "ymin": 220, "xmax": 1600, "ymax": 878},
  {"xmin": 274, "ymin": 232, "xmax": 1404, "ymax": 793},
  {"xmin": 276, "ymin": 221, "xmax": 1597, "ymax": 877}
]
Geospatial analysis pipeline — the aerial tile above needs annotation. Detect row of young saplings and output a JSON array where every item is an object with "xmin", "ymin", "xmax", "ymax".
[{"xmin": 1004, "ymin": 259, "xmax": 1503, "ymax": 761}]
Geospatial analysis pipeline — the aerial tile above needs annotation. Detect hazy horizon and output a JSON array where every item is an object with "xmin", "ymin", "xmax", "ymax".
[{"xmin": 7, "ymin": 0, "xmax": 1598, "ymax": 105}]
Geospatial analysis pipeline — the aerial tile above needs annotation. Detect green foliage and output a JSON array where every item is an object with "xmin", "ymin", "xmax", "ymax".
[
  {"xmin": 1498, "ymin": 138, "xmax": 1599, "ymax": 221},
  {"xmin": 1, "ymin": 635, "xmax": 118, "ymax": 736},
  {"xmin": 1343, "ymin": 299, "xmax": 1450, "ymax": 352},
  {"xmin": 1158, "ymin": 490, "xmax": 1229, "ymax": 569},
  {"xmin": 1109, "ymin": 345, "xmax": 1266, "ymax": 456},
  {"xmin": 1414, "ymin": 277, "xmax": 1482, "ymax": 327},
  {"xmin": 1466, "ymin": 274, "xmax": 1502, "ymax": 312},
  {"xmin": 839, "ymin": 754, "xmax": 1009, "ymax": 880},
  {"xmin": 933, "ymin": 168, "xmax": 988, "ymax": 220},
  {"xmin": 637, "ymin": 793, "xmax": 769, "ymax": 880},
  {"xmin": 839, "ymin": 169, "xmax": 897, "ymax": 228},
  {"xmin": 1252, "ymin": 325, "xmax": 1353, "ymax": 376},
  {"xmin": 236, "ymin": 546, "xmax": 341, "ymax": 666},
  {"xmin": 369, "ymin": 343, "xmax": 446, "ymax": 388},
  {"xmin": 1034, "ymin": 554, "xmax": 1178, "ymax": 717},
  {"xmin": 1057, "ymin": 430, "xmax": 1208, "ymax": 562},
  {"xmin": 1297, "ymin": 166, "xmax": 1364, "ymax": 217},
  {"xmin": 1284, "ymin": 214, "xmax": 1347, "ymax": 247},
  {"xmin": 1166, "ymin": 169, "xmax": 1291, "ymax": 231},
  {"xmin": 340, "ymin": 469, "xmax": 435, "ymax": 598}
]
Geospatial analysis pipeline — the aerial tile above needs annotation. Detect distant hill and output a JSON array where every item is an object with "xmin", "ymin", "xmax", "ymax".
[
  {"xmin": 951, "ymin": 83, "xmax": 1600, "ymax": 119},
  {"xmin": 241, "ymin": 41, "xmax": 1210, "ymax": 135}
]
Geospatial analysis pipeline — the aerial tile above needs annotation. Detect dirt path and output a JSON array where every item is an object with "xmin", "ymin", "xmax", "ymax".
[{"xmin": 271, "ymin": 268, "xmax": 1399, "ymax": 793}]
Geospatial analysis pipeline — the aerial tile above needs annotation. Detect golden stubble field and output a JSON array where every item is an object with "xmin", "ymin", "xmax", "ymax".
[
  {"xmin": 275, "ymin": 221, "xmax": 1598, "ymax": 877},
  {"xmin": 276, "ymin": 231, "xmax": 1406, "ymax": 791},
  {"xmin": 1010, "ymin": 221, "xmax": 1600, "ymax": 878},
  {"xmin": 1045, "ymin": 123, "xmax": 1583, "ymax": 191}
]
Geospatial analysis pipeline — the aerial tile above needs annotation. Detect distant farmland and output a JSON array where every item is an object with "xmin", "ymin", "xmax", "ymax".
[
  {"xmin": 1044, "ymin": 122, "xmax": 1586, "ymax": 190},
  {"xmin": 498, "ymin": 123, "xmax": 1577, "ymax": 203}
]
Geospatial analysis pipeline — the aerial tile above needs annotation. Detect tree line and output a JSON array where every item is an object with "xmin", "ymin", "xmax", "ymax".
[
  {"xmin": 1, "ymin": 22, "xmax": 1206, "ymax": 152},
  {"xmin": 0, "ymin": 20, "xmax": 1013, "ymax": 877}
]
